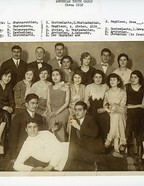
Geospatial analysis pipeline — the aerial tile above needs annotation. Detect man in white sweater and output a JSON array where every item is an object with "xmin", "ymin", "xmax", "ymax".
[{"xmin": 13, "ymin": 119, "xmax": 69, "ymax": 171}]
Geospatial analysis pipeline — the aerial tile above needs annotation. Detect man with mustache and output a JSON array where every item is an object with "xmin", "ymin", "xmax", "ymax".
[{"xmin": 1, "ymin": 45, "xmax": 27, "ymax": 87}]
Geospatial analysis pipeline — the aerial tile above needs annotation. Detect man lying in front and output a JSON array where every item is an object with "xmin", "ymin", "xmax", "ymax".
[{"xmin": 13, "ymin": 119, "xmax": 69, "ymax": 171}]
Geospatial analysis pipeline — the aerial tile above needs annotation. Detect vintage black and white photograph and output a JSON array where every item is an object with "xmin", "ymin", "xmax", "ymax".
[{"xmin": 0, "ymin": 42, "xmax": 144, "ymax": 173}]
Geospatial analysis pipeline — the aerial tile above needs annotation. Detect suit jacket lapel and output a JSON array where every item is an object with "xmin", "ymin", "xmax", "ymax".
[
  {"xmin": 34, "ymin": 61, "xmax": 39, "ymax": 69},
  {"xmin": 98, "ymin": 64, "xmax": 104, "ymax": 73},
  {"xmin": 106, "ymin": 65, "xmax": 112, "ymax": 76},
  {"xmin": 79, "ymin": 115, "xmax": 87, "ymax": 135},
  {"xmin": 10, "ymin": 58, "xmax": 18, "ymax": 71},
  {"xmin": 18, "ymin": 59, "xmax": 24, "ymax": 69}
]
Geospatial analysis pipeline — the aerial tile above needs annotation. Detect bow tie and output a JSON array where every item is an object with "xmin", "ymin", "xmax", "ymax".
[
  {"xmin": 101, "ymin": 63, "xmax": 108, "ymax": 67},
  {"xmin": 57, "ymin": 58, "xmax": 62, "ymax": 62}
]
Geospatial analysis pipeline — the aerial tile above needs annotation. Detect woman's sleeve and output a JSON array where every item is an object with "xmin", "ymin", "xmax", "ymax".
[
  {"xmin": 103, "ymin": 91, "xmax": 109, "ymax": 108},
  {"xmin": 47, "ymin": 86, "xmax": 51, "ymax": 113},
  {"xmin": 84, "ymin": 85, "xmax": 90, "ymax": 105},
  {"xmin": 8, "ymin": 86, "xmax": 15, "ymax": 109},
  {"xmin": 120, "ymin": 90, "xmax": 127, "ymax": 107},
  {"xmin": 82, "ymin": 85, "xmax": 85, "ymax": 101},
  {"xmin": 14, "ymin": 83, "xmax": 25, "ymax": 107},
  {"xmin": 28, "ymin": 83, "xmax": 36, "ymax": 94}
]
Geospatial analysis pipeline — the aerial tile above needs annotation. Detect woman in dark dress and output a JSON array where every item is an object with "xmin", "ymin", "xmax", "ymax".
[
  {"xmin": 85, "ymin": 70, "xmax": 110, "ymax": 141},
  {"xmin": 60, "ymin": 55, "xmax": 74, "ymax": 84},
  {"xmin": 74, "ymin": 52, "xmax": 96, "ymax": 86},
  {"xmin": 0, "ymin": 68, "xmax": 14, "ymax": 155},
  {"xmin": 126, "ymin": 70, "xmax": 144, "ymax": 157}
]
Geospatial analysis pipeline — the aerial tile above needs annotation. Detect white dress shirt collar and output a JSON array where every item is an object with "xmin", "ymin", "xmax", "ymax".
[
  {"xmin": 12, "ymin": 58, "xmax": 20, "ymax": 66},
  {"xmin": 79, "ymin": 116, "xmax": 85, "ymax": 125},
  {"xmin": 56, "ymin": 56, "xmax": 62, "ymax": 67},
  {"xmin": 101, "ymin": 62, "xmax": 108, "ymax": 74},
  {"xmin": 27, "ymin": 109, "xmax": 35, "ymax": 118}
]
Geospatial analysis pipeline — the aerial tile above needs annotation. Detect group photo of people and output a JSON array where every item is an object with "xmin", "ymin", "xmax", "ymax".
[{"xmin": 0, "ymin": 41, "xmax": 144, "ymax": 172}]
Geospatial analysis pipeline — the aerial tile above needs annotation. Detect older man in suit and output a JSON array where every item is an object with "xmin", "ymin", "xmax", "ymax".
[
  {"xmin": 9, "ymin": 94, "xmax": 46, "ymax": 161},
  {"xmin": 48, "ymin": 43, "xmax": 65, "ymax": 69},
  {"xmin": 1, "ymin": 45, "xmax": 27, "ymax": 87},
  {"xmin": 95, "ymin": 48, "xmax": 115, "ymax": 76},
  {"xmin": 28, "ymin": 47, "xmax": 52, "ymax": 82}
]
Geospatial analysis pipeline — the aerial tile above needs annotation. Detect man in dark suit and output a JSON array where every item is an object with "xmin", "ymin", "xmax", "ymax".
[
  {"xmin": 69, "ymin": 101, "xmax": 105, "ymax": 155},
  {"xmin": 48, "ymin": 43, "xmax": 65, "ymax": 69},
  {"xmin": 9, "ymin": 94, "xmax": 46, "ymax": 160},
  {"xmin": 64, "ymin": 101, "xmax": 127, "ymax": 171},
  {"xmin": 28, "ymin": 47, "xmax": 52, "ymax": 82},
  {"xmin": 1, "ymin": 45, "xmax": 27, "ymax": 87},
  {"xmin": 95, "ymin": 48, "xmax": 115, "ymax": 76}
]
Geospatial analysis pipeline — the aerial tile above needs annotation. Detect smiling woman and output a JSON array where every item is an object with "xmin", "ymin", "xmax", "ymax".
[
  {"xmin": 74, "ymin": 52, "xmax": 96, "ymax": 86},
  {"xmin": 60, "ymin": 55, "xmax": 74, "ymax": 83},
  {"xmin": 0, "ymin": 68, "xmax": 14, "ymax": 155},
  {"xmin": 46, "ymin": 69, "xmax": 70, "ymax": 142},
  {"xmin": 13, "ymin": 68, "xmax": 35, "ymax": 114},
  {"xmin": 114, "ymin": 53, "xmax": 132, "ymax": 85},
  {"xmin": 29, "ymin": 66, "xmax": 51, "ymax": 115},
  {"xmin": 104, "ymin": 73, "xmax": 127, "ymax": 155},
  {"xmin": 84, "ymin": 70, "xmax": 109, "ymax": 141}
]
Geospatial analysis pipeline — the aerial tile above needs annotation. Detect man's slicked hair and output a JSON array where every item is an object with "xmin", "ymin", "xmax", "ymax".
[
  {"xmin": 101, "ymin": 48, "xmax": 111, "ymax": 56},
  {"xmin": 35, "ymin": 47, "xmax": 45, "ymax": 54},
  {"xmin": 55, "ymin": 42, "xmax": 65, "ymax": 49},
  {"xmin": 75, "ymin": 101, "xmax": 87, "ymax": 110},
  {"xmin": 25, "ymin": 93, "xmax": 39, "ymax": 103},
  {"xmin": 11, "ymin": 45, "xmax": 22, "ymax": 52},
  {"xmin": 25, "ymin": 118, "xmax": 38, "ymax": 128}
]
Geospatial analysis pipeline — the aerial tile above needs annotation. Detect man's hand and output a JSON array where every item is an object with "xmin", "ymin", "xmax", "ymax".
[
  {"xmin": 31, "ymin": 167, "xmax": 44, "ymax": 171},
  {"xmin": 3, "ymin": 106, "xmax": 13, "ymax": 113},
  {"xmin": 10, "ymin": 159, "xmax": 16, "ymax": 164},
  {"xmin": 52, "ymin": 124, "xmax": 61, "ymax": 132},
  {"xmin": 97, "ymin": 108, "xmax": 105, "ymax": 113},
  {"xmin": 70, "ymin": 119, "xmax": 80, "ymax": 130},
  {"xmin": 43, "ymin": 164, "xmax": 54, "ymax": 171},
  {"xmin": 104, "ymin": 107, "xmax": 111, "ymax": 113},
  {"xmin": 49, "ymin": 112, "xmax": 57, "ymax": 117}
]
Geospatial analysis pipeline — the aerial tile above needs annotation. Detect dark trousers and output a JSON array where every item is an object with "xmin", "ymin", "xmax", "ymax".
[{"xmin": 64, "ymin": 143, "xmax": 127, "ymax": 171}]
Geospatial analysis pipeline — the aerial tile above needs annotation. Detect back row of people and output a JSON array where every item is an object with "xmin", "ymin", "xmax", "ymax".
[{"xmin": 0, "ymin": 43, "xmax": 133, "ymax": 87}]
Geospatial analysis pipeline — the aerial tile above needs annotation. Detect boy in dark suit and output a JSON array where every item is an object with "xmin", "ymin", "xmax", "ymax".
[
  {"xmin": 1, "ymin": 45, "xmax": 27, "ymax": 87},
  {"xmin": 9, "ymin": 94, "xmax": 46, "ymax": 161}
]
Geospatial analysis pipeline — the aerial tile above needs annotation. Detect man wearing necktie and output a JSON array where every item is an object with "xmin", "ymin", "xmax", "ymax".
[
  {"xmin": 28, "ymin": 47, "xmax": 52, "ymax": 82},
  {"xmin": 1, "ymin": 45, "xmax": 27, "ymax": 87},
  {"xmin": 95, "ymin": 48, "xmax": 115, "ymax": 76},
  {"xmin": 48, "ymin": 43, "xmax": 65, "ymax": 69}
]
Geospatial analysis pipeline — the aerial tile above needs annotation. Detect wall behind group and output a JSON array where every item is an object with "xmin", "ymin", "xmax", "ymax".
[{"xmin": 0, "ymin": 41, "xmax": 144, "ymax": 74}]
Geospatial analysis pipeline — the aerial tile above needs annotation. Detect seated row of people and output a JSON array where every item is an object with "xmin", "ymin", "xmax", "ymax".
[{"xmin": 0, "ymin": 65, "xmax": 143, "ymax": 163}]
